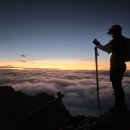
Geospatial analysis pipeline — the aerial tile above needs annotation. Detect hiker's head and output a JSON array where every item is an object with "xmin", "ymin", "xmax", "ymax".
[{"xmin": 108, "ymin": 25, "xmax": 122, "ymax": 37}]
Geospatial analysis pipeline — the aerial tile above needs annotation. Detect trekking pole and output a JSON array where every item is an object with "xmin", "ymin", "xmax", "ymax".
[{"xmin": 94, "ymin": 47, "xmax": 100, "ymax": 110}]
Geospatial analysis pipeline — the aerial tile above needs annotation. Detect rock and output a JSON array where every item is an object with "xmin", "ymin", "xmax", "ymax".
[
  {"xmin": 75, "ymin": 111, "xmax": 130, "ymax": 130},
  {"xmin": 0, "ymin": 86, "xmax": 73, "ymax": 130}
]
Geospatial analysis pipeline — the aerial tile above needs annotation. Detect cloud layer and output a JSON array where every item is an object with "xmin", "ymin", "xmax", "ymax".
[{"xmin": 0, "ymin": 69, "xmax": 130, "ymax": 116}]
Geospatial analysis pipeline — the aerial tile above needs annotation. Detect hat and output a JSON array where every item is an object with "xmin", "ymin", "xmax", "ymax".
[{"xmin": 107, "ymin": 25, "xmax": 122, "ymax": 34}]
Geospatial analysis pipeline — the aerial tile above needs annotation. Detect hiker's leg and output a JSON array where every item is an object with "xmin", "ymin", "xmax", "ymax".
[
  {"xmin": 110, "ymin": 73, "xmax": 128, "ymax": 112},
  {"xmin": 112, "ymin": 80, "xmax": 125, "ymax": 104},
  {"xmin": 110, "ymin": 64, "xmax": 126, "ymax": 104},
  {"xmin": 109, "ymin": 65, "xmax": 128, "ymax": 112}
]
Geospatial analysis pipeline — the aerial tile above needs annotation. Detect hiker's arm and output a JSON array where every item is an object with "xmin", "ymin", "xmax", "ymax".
[
  {"xmin": 97, "ymin": 43, "xmax": 112, "ymax": 53},
  {"xmin": 93, "ymin": 39, "xmax": 112, "ymax": 53}
]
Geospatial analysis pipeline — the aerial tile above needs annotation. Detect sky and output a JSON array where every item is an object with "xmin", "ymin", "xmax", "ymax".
[{"xmin": 0, "ymin": 0, "xmax": 130, "ymax": 70}]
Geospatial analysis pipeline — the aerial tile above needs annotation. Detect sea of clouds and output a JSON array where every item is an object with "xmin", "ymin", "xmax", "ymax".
[{"xmin": 0, "ymin": 69, "xmax": 130, "ymax": 116}]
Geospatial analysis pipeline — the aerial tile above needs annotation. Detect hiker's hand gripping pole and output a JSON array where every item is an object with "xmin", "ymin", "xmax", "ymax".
[{"xmin": 94, "ymin": 47, "xmax": 100, "ymax": 110}]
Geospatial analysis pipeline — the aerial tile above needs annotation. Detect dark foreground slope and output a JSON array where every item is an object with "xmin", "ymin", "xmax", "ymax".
[
  {"xmin": 0, "ymin": 86, "xmax": 73, "ymax": 130},
  {"xmin": 73, "ymin": 111, "xmax": 130, "ymax": 130},
  {"xmin": 0, "ymin": 86, "xmax": 130, "ymax": 130}
]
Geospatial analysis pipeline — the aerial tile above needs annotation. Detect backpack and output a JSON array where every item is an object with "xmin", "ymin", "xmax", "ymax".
[{"xmin": 123, "ymin": 37, "xmax": 130, "ymax": 62}]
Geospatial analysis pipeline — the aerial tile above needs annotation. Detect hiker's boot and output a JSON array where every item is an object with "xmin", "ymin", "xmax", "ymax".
[{"xmin": 109, "ymin": 102, "xmax": 128, "ymax": 114}]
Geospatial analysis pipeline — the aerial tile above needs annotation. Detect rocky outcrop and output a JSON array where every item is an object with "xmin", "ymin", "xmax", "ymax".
[
  {"xmin": 0, "ymin": 86, "xmax": 72, "ymax": 130},
  {"xmin": 70, "ymin": 111, "xmax": 130, "ymax": 130},
  {"xmin": 1, "ymin": 86, "xmax": 130, "ymax": 130}
]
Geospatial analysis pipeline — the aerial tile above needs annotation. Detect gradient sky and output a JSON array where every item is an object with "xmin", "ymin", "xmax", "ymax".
[{"xmin": 0, "ymin": 0, "xmax": 130, "ymax": 70}]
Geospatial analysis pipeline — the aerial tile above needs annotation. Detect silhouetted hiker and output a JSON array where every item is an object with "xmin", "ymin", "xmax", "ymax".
[{"xmin": 93, "ymin": 25, "xmax": 129, "ymax": 113}]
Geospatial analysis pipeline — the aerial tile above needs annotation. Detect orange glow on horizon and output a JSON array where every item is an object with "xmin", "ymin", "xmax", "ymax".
[
  {"xmin": 0, "ymin": 60, "xmax": 130, "ymax": 70},
  {"xmin": 0, "ymin": 60, "xmax": 95, "ymax": 70}
]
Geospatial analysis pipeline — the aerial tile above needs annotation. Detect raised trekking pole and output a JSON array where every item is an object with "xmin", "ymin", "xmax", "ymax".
[{"xmin": 94, "ymin": 47, "xmax": 100, "ymax": 110}]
